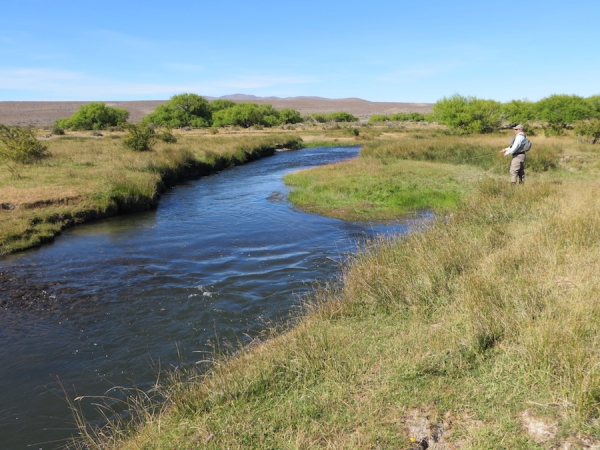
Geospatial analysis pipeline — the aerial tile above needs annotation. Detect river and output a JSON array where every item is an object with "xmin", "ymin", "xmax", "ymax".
[{"xmin": 0, "ymin": 146, "xmax": 413, "ymax": 449}]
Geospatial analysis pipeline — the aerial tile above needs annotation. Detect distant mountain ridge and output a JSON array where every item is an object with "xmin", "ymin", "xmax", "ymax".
[{"xmin": 0, "ymin": 95, "xmax": 434, "ymax": 126}]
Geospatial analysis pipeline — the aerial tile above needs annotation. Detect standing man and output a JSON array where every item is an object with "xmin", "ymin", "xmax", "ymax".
[{"xmin": 500, "ymin": 124, "xmax": 527, "ymax": 184}]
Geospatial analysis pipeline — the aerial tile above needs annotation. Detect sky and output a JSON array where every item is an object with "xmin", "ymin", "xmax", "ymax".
[{"xmin": 1, "ymin": 0, "xmax": 599, "ymax": 103}]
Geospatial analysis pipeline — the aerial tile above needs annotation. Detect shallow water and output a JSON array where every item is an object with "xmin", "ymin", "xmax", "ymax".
[{"xmin": 0, "ymin": 146, "xmax": 415, "ymax": 449}]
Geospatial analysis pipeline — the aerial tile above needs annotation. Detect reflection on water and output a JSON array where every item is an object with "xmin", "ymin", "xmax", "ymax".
[{"xmin": 0, "ymin": 146, "xmax": 417, "ymax": 449}]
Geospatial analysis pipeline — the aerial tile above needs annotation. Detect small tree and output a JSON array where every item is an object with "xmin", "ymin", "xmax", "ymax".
[
  {"xmin": 432, "ymin": 94, "xmax": 502, "ymax": 134},
  {"xmin": 0, "ymin": 124, "xmax": 49, "ymax": 175},
  {"xmin": 535, "ymin": 94, "xmax": 596, "ymax": 135},
  {"xmin": 212, "ymin": 103, "xmax": 282, "ymax": 128},
  {"xmin": 144, "ymin": 93, "xmax": 212, "ymax": 128},
  {"xmin": 500, "ymin": 99, "xmax": 537, "ymax": 126},
  {"xmin": 278, "ymin": 108, "xmax": 304, "ymax": 124},
  {"xmin": 122, "ymin": 123, "xmax": 155, "ymax": 151},
  {"xmin": 55, "ymin": 102, "xmax": 129, "ymax": 130}
]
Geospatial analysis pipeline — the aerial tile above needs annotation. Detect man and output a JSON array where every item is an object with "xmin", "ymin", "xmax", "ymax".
[{"xmin": 500, "ymin": 124, "xmax": 527, "ymax": 184}]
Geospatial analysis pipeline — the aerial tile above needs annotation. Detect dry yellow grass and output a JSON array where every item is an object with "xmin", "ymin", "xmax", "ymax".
[{"xmin": 0, "ymin": 130, "xmax": 302, "ymax": 253}]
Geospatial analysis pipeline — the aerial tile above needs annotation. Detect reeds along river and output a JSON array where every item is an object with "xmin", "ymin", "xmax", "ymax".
[{"xmin": 0, "ymin": 146, "xmax": 414, "ymax": 449}]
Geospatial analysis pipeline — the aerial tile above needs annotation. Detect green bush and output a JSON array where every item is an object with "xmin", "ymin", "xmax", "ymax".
[
  {"xmin": 209, "ymin": 99, "xmax": 237, "ymax": 112},
  {"xmin": 500, "ymin": 99, "xmax": 537, "ymax": 125},
  {"xmin": 156, "ymin": 127, "xmax": 177, "ymax": 143},
  {"xmin": 388, "ymin": 112, "xmax": 428, "ymax": 122},
  {"xmin": 212, "ymin": 103, "xmax": 282, "ymax": 128},
  {"xmin": 585, "ymin": 95, "xmax": 600, "ymax": 117},
  {"xmin": 311, "ymin": 112, "xmax": 359, "ymax": 123},
  {"xmin": 328, "ymin": 111, "xmax": 359, "ymax": 122},
  {"xmin": 574, "ymin": 119, "xmax": 600, "ymax": 144},
  {"xmin": 122, "ymin": 123, "xmax": 156, "ymax": 151},
  {"xmin": 535, "ymin": 94, "xmax": 596, "ymax": 136},
  {"xmin": 144, "ymin": 93, "xmax": 212, "ymax": 128},
  {"xmin": 368, "ymin": 115, "xmax": 388, "ymax": 123},
  {"xmin": 55, "ymin": 102, "xmax": 129, "ymax": 130},
  {"xmin": 51, "ymin": 124, "xmax": 65, "ymax": 135},
  {"xmin": 0, "ymin": 124, "xmax": 49, "ymax": 164},
  {"xmin": 278, "ymin": 108, "xmax": 304, "ymax": 124},
  {"xmin": 432, "ymin": 94, "xmax": 502, "ymax": 134}
]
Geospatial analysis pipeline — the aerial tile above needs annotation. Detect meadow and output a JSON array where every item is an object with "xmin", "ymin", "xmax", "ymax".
[
  {"xmin": 0, "ymin": 128, "xmax": 303, "ymax": 254},
  {"xmin": 54, "ymin": 124, "xmax": 600, "ymax": 449}
]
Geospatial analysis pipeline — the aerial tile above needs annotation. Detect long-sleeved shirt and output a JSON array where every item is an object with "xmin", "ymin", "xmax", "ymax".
[{"xmin": 504, "ymin": 132, "xmax": 526, "ymax": 155}]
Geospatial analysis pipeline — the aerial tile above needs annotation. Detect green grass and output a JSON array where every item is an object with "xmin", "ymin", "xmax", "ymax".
[
  {"xmin": 72, "ymin": 176, "xmax": 600, "ymax": 449},
  {"xmin": 54, "ymin": 127, "xmax": 600, "ymax": 449},
  {"xmin": 284, "ymin": 157, "xmax": 482, "ymax": 221}
]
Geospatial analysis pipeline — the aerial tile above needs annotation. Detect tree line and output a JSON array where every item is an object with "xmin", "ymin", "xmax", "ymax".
[
  {"xmin": 431, "ymin": 93, "xmax": 600, "ymax": 139},
  {"xmin": 53, "ymin": 94, "xmax": 360, "ymax": 132}
]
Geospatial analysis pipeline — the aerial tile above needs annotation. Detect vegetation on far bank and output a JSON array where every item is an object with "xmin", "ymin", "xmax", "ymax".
[
  {"xmin": 0, "ymin": 130, "xmax": 302, "ymax": 254},
  {"xmin": 67, "ymin": 127, "xmax": 600, "ymax": 449},
  {"xmin": 48, "ymin": 92, "xmax": 600, "ymax": 146},
  {"xmin": 283, "ymin": 130, "xmax": 568, "ymax": 221}
]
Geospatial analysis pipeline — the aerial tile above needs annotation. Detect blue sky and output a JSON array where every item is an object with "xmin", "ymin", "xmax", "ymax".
[{"xmin": 1, "ymin": 0, "xmax": 598, "ymax": 103}]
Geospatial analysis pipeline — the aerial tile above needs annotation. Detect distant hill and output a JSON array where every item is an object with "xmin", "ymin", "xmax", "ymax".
[{"xmin": 0, "ymin": 96, "xmax": 434, "ymax": 127}]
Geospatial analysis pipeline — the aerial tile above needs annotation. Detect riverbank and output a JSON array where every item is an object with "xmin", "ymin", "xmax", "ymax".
[
  {"xmin": 72, "ymin": 129, "xmax": 600, "ymax": 448},
  {"xmin": 0, "ymin": 130, "xmax": 305, "ymax": 255}
]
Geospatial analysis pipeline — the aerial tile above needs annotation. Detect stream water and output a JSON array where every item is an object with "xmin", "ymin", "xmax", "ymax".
[{"xmin": 0, "ymin": 146, "xmax": 414, "ymax": 449}]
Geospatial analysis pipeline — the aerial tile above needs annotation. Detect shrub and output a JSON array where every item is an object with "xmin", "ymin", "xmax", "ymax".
[
  {"xmin": 311, "ymin": 112, "xmax": 359, "ymax": 123},
  {"xmin": 144, "ymin": 93, "xmax": 212, "ymax": 128},
  {"xmin": 535, "ymin": 94, "xmax": 596, "ymax": 135},
  {"xmin": 51, "ymin": 124, "xmax": 65, "ymax": 135},
  {"xmin": 327, "ymin": 112, "xmax": 359, "ymax": 122},
  {"xmin": 500, "ymin": 99, "xmax": 536, "ymax": 126},
  {"xmin": 278, "ymin": 108, "xmax": 304, "ymax": 124},
  {"xmin": 156, "ymin": 127, "xmax": 177, "ymax": 143},
  {"xmin": 55, "ymin": 102, "xmax": 129, "ymax": 130},
  {"xmin": 122, "ymin": 123, "xmax": 155, "ymax": 151},
  {"xmin": 388, "ymin": 112, "xmax": 428, "ymax": 122},
  {"xmin": 0, "ymin": 124, "xmax": 49, "ymax": 164},
  {"xmin": 311, "ymin": 113, "xmax": 328, "ymax": 123},
  {"xmin": 432, "ymin": 94, "xmax": 502, "ymax": 134},
  {"xmin": 212, "ymin": 103, "xmax": 282, "ymax": 128},
  {"xmin": 574, "ymin": 119, "xmax": 600, "ymax": 144},
  {"xmin": 368, "ymin": 115, "xmax": 388, "ymax": 123},
  {"xmin": 585, "ymin": 95, "xmax": 600, "ymax": 117}
]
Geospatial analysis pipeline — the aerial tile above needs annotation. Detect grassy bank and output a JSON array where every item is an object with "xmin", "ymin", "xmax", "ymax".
[
  {"xmin": 0, "ymin": 130, "xmax": 302, "ymax": 254},
  {"xmin": 284, "ymin": 131, "xmax": 568, "ymax": 221},
  {"xmin": 70, "ymin": 128, "xmax": 600, "ymax": 448}
]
